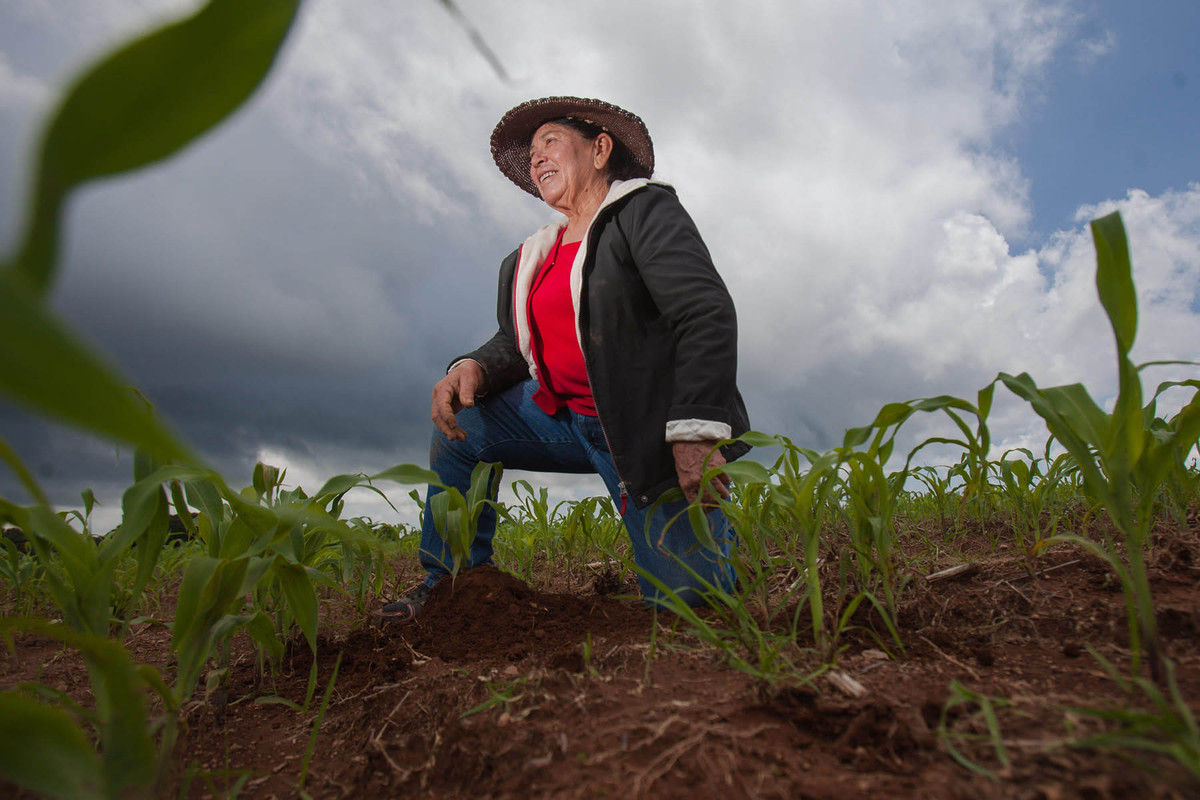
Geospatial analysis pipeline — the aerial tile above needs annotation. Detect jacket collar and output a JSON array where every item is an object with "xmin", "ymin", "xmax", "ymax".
[
  {"xmin": 512, "ymin": 179, "xmax": 670, "ymax": 368},
  {"xmin": 518, "ymin": 178, "xmax": 659, "ymax": 259}
]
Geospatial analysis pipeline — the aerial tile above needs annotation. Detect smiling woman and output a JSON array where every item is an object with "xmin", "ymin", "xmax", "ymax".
[{"xmin": 375, "ymin": 96, "xmax": 753, "ymax": 622}]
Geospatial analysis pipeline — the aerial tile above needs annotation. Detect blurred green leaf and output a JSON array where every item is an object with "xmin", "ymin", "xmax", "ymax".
[
  {"xmin": 0, "ymin": 692, "xmax": 104, "ymax": 799},
  {"xmin": 9, "ymin": 0, "xmax": 301, "ymax": 295},
  {"xmin": 0, "ymin": 620, "xmax": 158, "ymax": 798}
]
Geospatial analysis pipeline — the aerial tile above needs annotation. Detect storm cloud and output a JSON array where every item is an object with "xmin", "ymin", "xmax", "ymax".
[{"xmin": 2, "ymin": 0, "xmax": 1197, "ymax": 531}]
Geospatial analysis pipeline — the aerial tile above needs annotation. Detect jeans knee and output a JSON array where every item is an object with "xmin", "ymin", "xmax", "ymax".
[{"xmin": 429, "ymin": 428, "xmax": 449, "ymax": 465}]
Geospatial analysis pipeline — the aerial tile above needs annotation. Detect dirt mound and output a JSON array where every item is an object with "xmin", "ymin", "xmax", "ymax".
[
  {"xmin": 5, "ymin": 549, "xmax": 1200, "ymax": 799},
  {"xmin": 405, "ymin": 565, "xmax": 654, "ymax": 667}
]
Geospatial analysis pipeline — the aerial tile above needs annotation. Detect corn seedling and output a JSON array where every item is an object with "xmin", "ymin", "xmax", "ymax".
[
  {"xmin": 1068, "ymin": 649, "xmax": 1200, "ymax": 780},
  {"xmin": 298, "ymin": 653, "xmax": 342, "ymax": 795},
  {"xmin": 996, "ymin": 445, "xmax": 1077, "ymax": 570},
  {"xmin": 999, "ymin": 212, "xmax": 1200, "ymax": 686},
  {"xmin": 461, "ymin": 677, "xmax": 529, "ymax": 719},
  {"xmin": 938, "ymin": 680, "xmax": 1014, "ymax": 779},
  {"xmin": 424, "ymin": 461, "xmax": 504, "ymax": 578}
]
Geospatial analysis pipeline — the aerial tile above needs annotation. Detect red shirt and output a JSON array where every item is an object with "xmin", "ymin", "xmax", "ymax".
[{"xmin": 528, "ymin": 231, "xmax": 597, "ymax": 416}]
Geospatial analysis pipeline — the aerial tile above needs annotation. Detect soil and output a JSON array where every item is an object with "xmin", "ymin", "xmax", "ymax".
[{"xmin": 3, "ymin": 519, "xmax": 1199, "ymax": 799}]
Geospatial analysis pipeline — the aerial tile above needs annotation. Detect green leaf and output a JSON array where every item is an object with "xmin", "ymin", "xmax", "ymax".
[
  {"xmin": 238, "ymin": 556, "xmax": 273, "ymax": 596},
  {"xmin": 735, "ymin": 430, "xmax": 779, "ymax": 449},
  {"xmin": 81, "ymin": 643, "xmax": 157, "ymax": 796},
  {"xmin": 313, "ymin": 473, "xmax": 366, "ymax": 500},
  {"xmin": 273, "ymin": 556, "xmax": 319, "ymax": 653},
  {"xmin": 0, "ymin": 692, "xmax": 104, "ymax": 799},
  {"xmin": 169, "ymin": 480, "xmax": 197, "ymax": 537},
  {"xmin": 131, "ymin": 489, "xmax": 171, "ymax": 603},
  {"xmin": 465, "ymin": 461, "xmax": 500, "ymax": 511},
  {"xmin": 10, "ymin": 0, "xmax": 302, "ymax": 295},
  {"xmin": 1091, "ymin": 212, "xmax": 1137, "ymax": 359},
  {"xmin": 686, "ymin": 502, "xmax": 716, "ymax": 552},
  {"xmin": 80, "ymin": 488, "xmax": 96, "ymax": 521},
  {"xmin": 253, "ymin": 462, "xmax": 268, "ymax": 500},
  {"xmin": 173, "ymin": 557, "xmax": 250, "ymax": 699},
  {"xmin": 218, "ymin": 517, "xmax": 257, "ymax": 560},
  {"xmin": 244, "ymin": 609, "xmax": 284, "ymax": 665},
  {"xmin": 171, "ymin": 556, "xmax": 221, "ymax": 654},
  {"xmin": 720, "ymin": 459, "xmax": 771, "ymax": 486},
  {"xmin": 371, "ymin": 463, "xmax": 444, "ymax": 486}
]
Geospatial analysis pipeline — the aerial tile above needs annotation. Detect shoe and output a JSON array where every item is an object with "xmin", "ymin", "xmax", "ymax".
[{"xmin": 372, "ymin": 582, "xmax": 433, "ymax": 624}]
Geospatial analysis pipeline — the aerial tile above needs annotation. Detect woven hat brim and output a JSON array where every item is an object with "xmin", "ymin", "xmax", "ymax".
[{"xmin": 491, "ymin": 96, "xmax": 654, "ymax": 197}]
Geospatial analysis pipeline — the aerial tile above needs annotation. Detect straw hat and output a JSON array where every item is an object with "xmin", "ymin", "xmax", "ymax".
[{"xmin": 490, "ymin": 96, "xmax": 655, "ymax": 197}]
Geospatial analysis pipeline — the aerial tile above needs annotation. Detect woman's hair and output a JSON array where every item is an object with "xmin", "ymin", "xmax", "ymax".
[{"xmin": 542, "ymin": 117, "xmax": 643, "ymax": 182}]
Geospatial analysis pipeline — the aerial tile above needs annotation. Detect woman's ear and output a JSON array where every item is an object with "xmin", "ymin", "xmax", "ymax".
[{"xmin": 594, "ymin": 132, "xmax": 614, "ymax": 170}]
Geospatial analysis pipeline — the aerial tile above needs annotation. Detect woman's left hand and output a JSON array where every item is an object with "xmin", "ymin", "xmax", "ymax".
[{"xmin": 672, "ymin": 440, "xmax": 731, "ymax": 507}]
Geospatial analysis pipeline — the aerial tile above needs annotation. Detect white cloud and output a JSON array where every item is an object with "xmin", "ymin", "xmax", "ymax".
[
  {"xmin": 1075, "ymin": 29, "xmax": 1116, "ymax": 69},
  {"xmin": 254, "ymin": 0, "xmax": 1082, "ymax": 378}
]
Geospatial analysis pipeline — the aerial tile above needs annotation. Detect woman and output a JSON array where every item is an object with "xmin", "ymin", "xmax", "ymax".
[{"xmin": 376, "ymin": 96, "xmax": 751, "ymax": 620}]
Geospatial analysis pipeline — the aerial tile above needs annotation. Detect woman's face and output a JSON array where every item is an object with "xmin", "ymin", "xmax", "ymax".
[{"xmin": 528, "ymin": 122, "xmax": 606, "ymax": 211}]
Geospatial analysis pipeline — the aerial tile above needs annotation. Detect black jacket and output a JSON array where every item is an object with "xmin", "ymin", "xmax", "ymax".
[{"xmin": 456, "ymin": 180, "xmax": 751, "ymax": 508}]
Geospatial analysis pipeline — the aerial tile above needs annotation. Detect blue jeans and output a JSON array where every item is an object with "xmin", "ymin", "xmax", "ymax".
[{"xmin": 418, "ymin": 379, "xmax": 736, "ymax": 607}]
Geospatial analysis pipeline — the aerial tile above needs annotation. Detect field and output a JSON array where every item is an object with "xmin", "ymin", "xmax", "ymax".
[
  {"xmin": 2, "ymin": 505, "xmax": 1198, "ymax": 799},
  {"xmin": 2, "ymin": 4, "xmax": 1200, "ymax": 798}
]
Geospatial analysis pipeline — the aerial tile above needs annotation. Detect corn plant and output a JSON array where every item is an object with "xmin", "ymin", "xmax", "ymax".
[
  {"xmin": 673, "ymin": 433, "xmax": 846, "ymax": 667},
  {"xmin": 339, "ymin": 520, "xmax": 398, "ymax": 615},
  {"xmin": 830, "ymin": 391, "xmax": 993, "ymax": 647},
  {"xmin": 493, "ymin": 480, "xmax": 563, "ymax": 581},
  {"xmin": 423, "ymin": 461, "xmax": 504, "ymax": 578},
  {"xmin": 495, "ymin": 485, "xmax": 624, "ymax": 585},
  {"xmin": 996, "ymin": 444, "xmax": 1077, "ymax": 569},
  {"xmin": 999, "ymin": 212, "xmax": 1200, "ymax": 687},
  {"xmin": 0, "ymin": 529, "xmax": 45, "ymax": 614},
  {"xmin": 907, "ymin": 464, "xmax": 963, "ymax": 538},
  {"xmin": 1144, "ymin": 379, "xmax": 1200, "ymax": 531},
  {"xmin": 557, "ymin": 495, "xmax": 625, "ymax": 575}
]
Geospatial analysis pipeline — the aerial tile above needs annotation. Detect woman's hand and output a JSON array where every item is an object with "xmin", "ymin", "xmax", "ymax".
[
  {"xmin": 431, "ymin": 361, "xmax": 485, "ymax": 441},
  {"xmin": 672, "ymin": 440, "xmax": 731, "ymax": 507}
]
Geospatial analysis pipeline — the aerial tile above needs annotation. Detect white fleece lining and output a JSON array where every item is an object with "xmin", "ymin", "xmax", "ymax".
[
  {"xmin": 665, "ymin": 419, "xmax": 732, "ymax": 443},
  {"xmin": 511, "ymin": 224, "xmax": 562, "ymax": 379}
]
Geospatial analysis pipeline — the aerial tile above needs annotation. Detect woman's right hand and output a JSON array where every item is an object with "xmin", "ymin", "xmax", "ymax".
[{"xmin": 431, "ymin": 361, "xmax": 485, "ymax": 441}]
